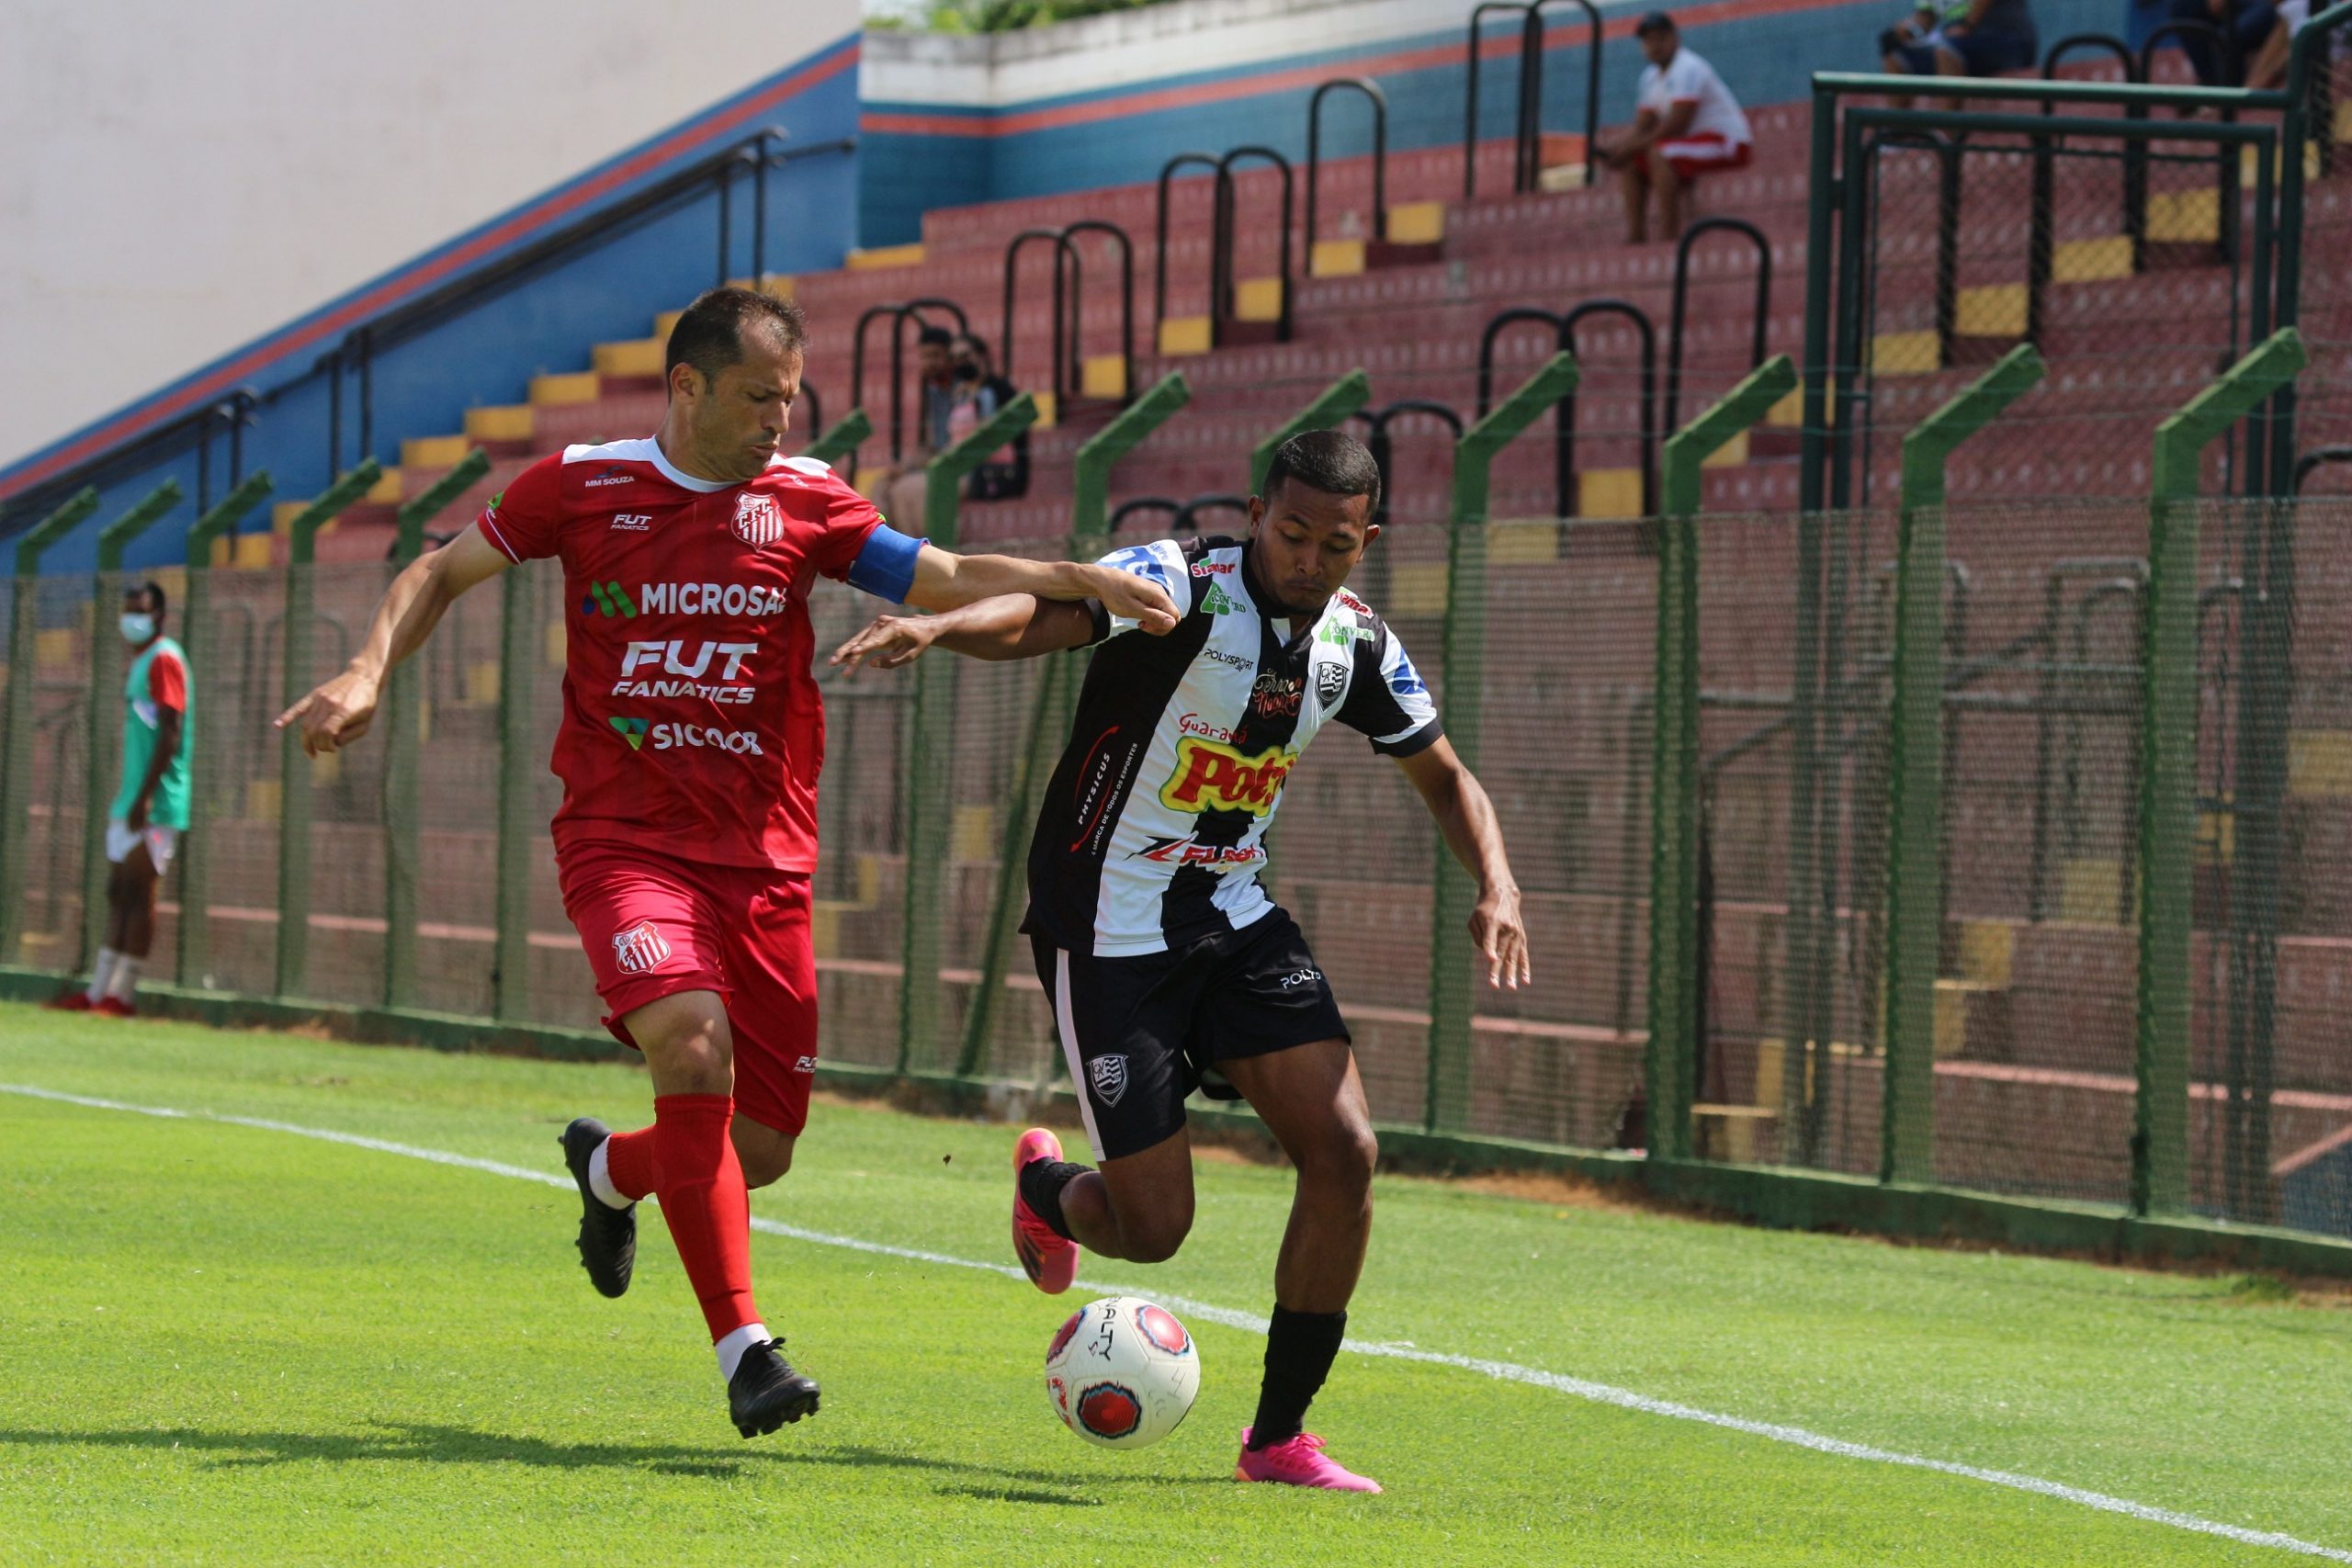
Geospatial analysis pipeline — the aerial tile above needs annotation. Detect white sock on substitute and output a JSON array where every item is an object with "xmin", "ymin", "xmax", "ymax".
[
  {"xmin": 86, "ymin": 948, "xmax": 120, "ymax": 1003},
  {"xmin": 106, "ymin": 956, "xmax": 142, "ymax": 1004},
  {"xmin": 585, "ymin": 1137, "xmax": 630, "ymax": 1210},
  {"xmin": 715, "ymin": 1322, "xmax": 771, "ymax": 1383}
]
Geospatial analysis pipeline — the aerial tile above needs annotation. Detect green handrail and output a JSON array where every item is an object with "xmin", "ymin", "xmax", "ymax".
[
  {"xmin": 175, "ymin": 471, "xmax": 276, "ymax": 989},
  {"xmin": 81, "ymin": 481, "xmax": 187, "ymax": 968},
  {"xmin": 1881, "ymin": 344, "xmax": 2042, "ymax": 1184},
  {"xmin": 275, "ymin": 459, "xmax": 385, "ymax": 999},
  {"xmin": 1648, "ymin": 355, "xmax": 1796, "ymax": 1160},
  {"xmin": 899, "ymin": 392, "xmax": 1041, "ymax": 1076},
  {"xmin": 1426, "ymin": 352, "xmax": 1578, "ymax": 1134},
  {"xmin": 956, "ymin": 374, "xmax": 1192, "ymax": 1077},
  {"xmin": 0, "ymin": 488, "xmax": 99, "ymax": 966},
  {"xmin": 2135, "ymin": 328, "xmax": 2306, "ymax": 1216},
  {"xmin": 804, "ymin": 410, "xmax": 872, "ymax": 471},
  {"xmin": 384, "ymin": 448, "xmax": 491, "ymax": 1010},
  {"xmin": 1250, "ymin": 370, "xmax": 1373, "ymax": 494}
]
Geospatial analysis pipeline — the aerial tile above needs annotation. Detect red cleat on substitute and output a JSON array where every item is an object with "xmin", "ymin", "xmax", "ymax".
[
  {"xmin": 1012, "ymin": 1127, "xmax": 1080, "ymax": 1294},
  {"xmin": 44, "ymin": 991, "xmax": 93, "ymax": 1012},
  {"xmin": 1235, "ymin": 1428, "xmax": 1383, "ymax": 1493}
]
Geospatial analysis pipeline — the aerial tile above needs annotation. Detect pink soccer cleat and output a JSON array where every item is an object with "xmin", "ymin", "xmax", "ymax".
[
  {"xmin": 1234, "ymin": 1428, "xmax": 1383, "ymax": 1493},
  {"xmin": 1012, "ymin": 1127, "xmax": 1080, "ymax": 1294}
]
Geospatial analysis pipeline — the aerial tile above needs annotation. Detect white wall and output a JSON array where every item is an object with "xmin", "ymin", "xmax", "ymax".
[
  {"xmin": 0, "ymin": 0, "xmax": 859, "ymax": 466},
  {"xmin": 863, "ymin": 0, "xmax": 1526, "ymax": 107}
]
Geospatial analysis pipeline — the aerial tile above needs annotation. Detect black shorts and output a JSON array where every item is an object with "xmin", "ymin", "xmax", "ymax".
[{"xmin": 1030, "ymin": 909, "xmax": 1351, "ymax": 1162}]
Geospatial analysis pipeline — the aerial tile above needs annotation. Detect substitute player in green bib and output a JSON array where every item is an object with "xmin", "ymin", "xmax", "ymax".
[{"xmin": 51, "ymin": 581, "xmax": 190, "ymax": 1017}]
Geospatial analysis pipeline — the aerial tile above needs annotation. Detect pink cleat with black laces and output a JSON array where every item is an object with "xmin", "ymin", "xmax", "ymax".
[
  {"xmin": 1012, "ymin": 1127, "xmax": 1080, "ymax": 1294},
  {"xmin": 1234, "ymin": 1427, "xmax": 1382, "ymax": 1493}
]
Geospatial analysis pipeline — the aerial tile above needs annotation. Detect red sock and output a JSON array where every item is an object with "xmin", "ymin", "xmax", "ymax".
[
  {"xmin": 649, "ymin": 1093, "xmax": 760, "ymax": 1343},
  {"xmin": 603, "ymin": 1125, "xmax": 658, "ymax": 1202}
]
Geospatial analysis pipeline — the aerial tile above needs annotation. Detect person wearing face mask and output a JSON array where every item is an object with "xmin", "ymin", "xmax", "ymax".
[{"xmin": 49, "ymin": 582, "xmax": 190, "ymax": 1017}]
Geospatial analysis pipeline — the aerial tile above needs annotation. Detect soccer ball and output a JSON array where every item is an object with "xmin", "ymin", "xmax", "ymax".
[{"xmin": 1043, "ymin": 1295, "xmax": 1200, "ymax": 1450}]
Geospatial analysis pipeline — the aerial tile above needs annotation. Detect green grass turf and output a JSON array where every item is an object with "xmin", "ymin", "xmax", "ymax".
[{"xmin": 2, "ymin": 1000, "xmax": 2347, "ymax": 1565}]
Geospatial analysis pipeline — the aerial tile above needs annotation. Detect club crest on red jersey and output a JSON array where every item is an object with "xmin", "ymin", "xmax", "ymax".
[
  {"xmin": 732, "ymin": 491, "xmax": 784, "ymax": 549},
  {"xmin": 611, "ymin": 919, "xmax": 673, "ymax": 976}
]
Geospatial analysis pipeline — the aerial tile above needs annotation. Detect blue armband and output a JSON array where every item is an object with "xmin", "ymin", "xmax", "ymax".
[{"xmin": 845, "ymin": 523, "xmax": 924, "ymax": 604}]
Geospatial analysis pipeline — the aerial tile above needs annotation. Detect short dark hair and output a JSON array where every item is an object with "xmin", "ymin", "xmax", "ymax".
[
  {"xmin": 1261, "ymin": 429, "xmax": 1383, "ymax": 522},
  {"xmin": 124, "ymin": 581, "xmax": 165, "ymax": 616},
  {"xmin": 663, "ymin": 287, "xmax": 808, "ymax": 387},
  {"xmin": 956, "ymin": 332, "xmax": 990, "ymax": 358},
  {"xmin": 1635, "ymin": 9, "xmax": 1675, "ymax": 34},
  {"xmin": 917, "ymin": 324, "xmax": 955, "ymax": 349}
]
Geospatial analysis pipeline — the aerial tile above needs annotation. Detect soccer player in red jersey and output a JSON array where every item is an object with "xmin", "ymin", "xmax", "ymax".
[{"xmin": 276, "ymin": 287, "xmax": 1176, "ymax": 1438}]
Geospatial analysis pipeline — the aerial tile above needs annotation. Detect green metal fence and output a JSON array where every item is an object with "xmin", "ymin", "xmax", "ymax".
[{"xmin": 12, "ymin": 367, "xmax": 2352, "ymax": 1273}]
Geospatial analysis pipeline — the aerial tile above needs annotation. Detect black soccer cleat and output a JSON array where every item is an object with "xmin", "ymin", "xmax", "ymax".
[
  {"xmin": 560, "ymin": 1116, "xmax": 636, "ymax": 1299},
  {"xmin": 729, "ymin": 1339, "xmax": 821, "ymax": 1438}
]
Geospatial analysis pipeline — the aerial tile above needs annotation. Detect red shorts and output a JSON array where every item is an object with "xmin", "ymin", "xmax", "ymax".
[
  {"xmin": 1643, "ymin": 133, "xmax": 1753, "ymax": 183},
  {"xmin": 558, "ymin": 842, "xmax": 820, "ymax": 1137}
]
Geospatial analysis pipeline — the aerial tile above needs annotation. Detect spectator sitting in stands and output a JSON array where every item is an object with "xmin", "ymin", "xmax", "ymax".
[
  {"xmin": 2245, "ymin": 0, "xmax": 2311, "ymax": 88},
  {"xmin": 952, "ymin": 333, "xmax": 1029, "ymax": 502},
  {"xmin": 1880, "ymin": 0, "xmax": 1973, "ymax": 71},
  {"xmin": 1882, "ymin": 0, "xmax": 2038, "ymax": 100},
  {"xmin": 884, "ymin": 322, "xmax": 960, "ymax": 532},
  {"xmin": 2163, "ymin": 0, "xmax": 2279, "ymax": 87},
  {"xmin": 1596, "ymin": 13, "xmax": 1754, "ymax": 245}
]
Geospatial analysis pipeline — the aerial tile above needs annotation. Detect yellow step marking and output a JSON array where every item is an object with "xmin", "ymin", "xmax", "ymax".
[
  {"xmin": 951, "ymin": 804, "xmax": 998, "ymax": 863},
  {"xmin": 464, "ymin": 405, "xmax": 534, "ymax": 443},
  {"xmin": 1955, "ymin": 283, "xmax": 2027, "ymax": 338},
  {"xmin": 1310, "ymin": 239, "xmax": 1365, "ymax": 278},
  {"xmin": 530, "ymin": 372, "xmax": 601, "ymax": 406},
  {"xmin": 2290, "ymin": 730, "xmax": 2352, "ymax": 798},
  {"xmin": 2052, "ymin": 236, "xmax": 2133, "ymax": 283},
  {"xmin": 1157, "ymin": 316, "xmax": 1213, "ymax": 356},
  {"xmin": 2060, "ymin": 858, "xmax": 2125, "ymax": 925},
  {"xmin": 2145, "ymin": 188, "xmax": 2218, "ymax": 243},
  {"xmin": 1958, "ymin": 919, "xmax": 2013, "ymax": 990},
  {"xmin": 846, "ymin": 243, "xmax": 925, "ymax": 272},
  {"xmin": 592, "ymin": 339, "xmax": 666, "ymax": 378},
  {"xmin": 1870, "ymin": 331, "xmax": 1941, "ymax": 375},
  {"xmin": 1080, "ymin": 355, "xmax": 1128, "ymax": 400},
  {"xmin": 1233, "ymin": 276, "xmax": 1286, "ymax": 322},
  {"xmin": 1388, "ymin": 562, "xmax": 1449, "ymax": 616},
  {"xmin": 1489, "ymin": 520, "xmax": 1559, "ymax": 563},
  {"xmin": 463, "ymin": 661, "xmax": 501, "ymax": 705},
  {"xmin": 1702, "ymin": 430, "xmax": 1748, "ymax": 469},
  {"xmin": 1577, "ymin": 468, "xmax": 1644, "ymax": 520},
  {"xmin": 401, "ymin": 434, "xmax": 470, "ymax": 469},
  {"xmin": 1387, "ymin": 202, "xmax": 1445, "ymax": 245}
]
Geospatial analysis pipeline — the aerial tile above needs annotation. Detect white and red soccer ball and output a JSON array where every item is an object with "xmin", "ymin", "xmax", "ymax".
[{"xmin": 1043, "ymin": 1296, "xmax": 1200, "ymax": 1450}]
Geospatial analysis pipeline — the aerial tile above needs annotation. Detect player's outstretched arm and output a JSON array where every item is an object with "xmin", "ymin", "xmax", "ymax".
[
  {"xmin": 899, "ymin": 544, "xmax": 1177, "ymax": 635},
  {"xmin": 272, "ymin": 524, "xmax": 514, "ymax": 756},
  {"xmin": 1395, "ymin": 738, "xmax": 1532, "ymax": 990},
  {"xmin": 830, "ymin": 594, "xmax": 1094, "ymax": 675}
]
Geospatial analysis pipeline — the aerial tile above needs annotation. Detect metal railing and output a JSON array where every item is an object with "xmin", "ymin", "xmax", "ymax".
[{"xmin": 1463, "ymin": 0, "xmax": 1603, "ymax": 197}]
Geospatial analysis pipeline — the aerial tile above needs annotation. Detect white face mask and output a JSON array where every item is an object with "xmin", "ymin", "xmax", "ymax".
[{"xmin": 119, "ymin": 613, "xmax": 155, "ymax": 645}]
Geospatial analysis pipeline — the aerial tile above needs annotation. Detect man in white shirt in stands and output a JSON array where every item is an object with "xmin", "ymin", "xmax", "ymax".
[{"xmin": 1598, "ymin": 12, "xmax": 1755, "ymax": 244}]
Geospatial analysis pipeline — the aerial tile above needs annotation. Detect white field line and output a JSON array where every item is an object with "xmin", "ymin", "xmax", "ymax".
[{"xmin": 6, "ymin": 1079, "xmax": 2347, "ymax": 1562}]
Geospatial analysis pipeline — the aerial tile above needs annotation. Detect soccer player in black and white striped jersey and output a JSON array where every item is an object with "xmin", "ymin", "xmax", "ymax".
[{"xmin": 831, "ymin": 431, "xmax": 1530, "ymax": 1490}]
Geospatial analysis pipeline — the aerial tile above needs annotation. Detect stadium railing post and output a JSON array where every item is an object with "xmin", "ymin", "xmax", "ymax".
[
  {"xmin": 1427, "ymin": 351, "xmax": 1578, "ymax": 1134},
  {"xmin": 1881, "ymin": 344, "xmax": 2043, "ymax": 1187},
  {"xmin": 900, "ymin": 393, "xmax": 1041, "ymax": 1076},
  {"xmin": 176, "ymin": 472, "xmax": 276, "ymax": 990},
  {"xmin": 801, "ymin": 409, "xmax": 872, "ymax": 472},
  {"xmin": 2136, "ymin": 328, "xmax": 2306, "ymax": 1217},
  {"xmin": 0, "ymin": 488, "xmax": 100, "ymax": 968},
  {"xmin": 382, "ymin": 450, "xmax": 491, "ymax": 1012},
  {"xmin": 81, "ymin": 481, "xmax": 187, "ymax": 971},
  {"xmin": 1649, "ymin": 355, "xmax": 1798, "ymax": 1163},
  {"xmin": 1250, "ymin": 370, "xmax": 1373, "ymax": 493},
  {"xmin": 274, "ymin": 459, "xmax": 385, "ymax": 1000},
  {"xmin": 956, "ymin": 374, "xmax": 1192, "ymax": 1077}
]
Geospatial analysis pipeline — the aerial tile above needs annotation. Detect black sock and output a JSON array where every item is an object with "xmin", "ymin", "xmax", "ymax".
[
  {"xmin": 1248, "ymin": 1305, "xmax": 1347, "ymax": 1450},
  {"xmin": 1018, "ymin": 1157, "xmax": 1088, "ymax": 1242}
]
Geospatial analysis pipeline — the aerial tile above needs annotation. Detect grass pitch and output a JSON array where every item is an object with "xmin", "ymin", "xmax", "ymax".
[{"xmin": 2, "ymin": 1001, "xmax": 2347, "ymax": 1565}]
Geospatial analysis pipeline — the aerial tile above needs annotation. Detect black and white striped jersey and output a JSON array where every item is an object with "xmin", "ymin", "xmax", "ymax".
[{"xmin": 1025, "ymin": 534, "xmax": 1442, "ymax": 957}]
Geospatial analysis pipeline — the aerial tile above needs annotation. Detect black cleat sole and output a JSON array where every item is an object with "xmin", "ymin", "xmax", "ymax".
[
  {"xmin": 728, "ymin": 1339, "xmax": 821, "ymax": 1438},
  {"xmin": 734, "ymin": 1385, "xmax": 820, "ymax": 1438}
]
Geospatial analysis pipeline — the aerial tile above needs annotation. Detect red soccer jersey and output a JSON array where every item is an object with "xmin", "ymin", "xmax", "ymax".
[{"xmin": 477, "ymin": 437, "xmax": 887, "ymax": 872}]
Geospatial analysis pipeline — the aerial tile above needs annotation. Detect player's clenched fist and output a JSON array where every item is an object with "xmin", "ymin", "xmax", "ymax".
[
  {"xmin": 1082, "ymin": 565, "xmax": 1179, "ymax": 636},
  {"xmin": 274, "ymin": 668, "xmax": 380, "ymax": 756}
]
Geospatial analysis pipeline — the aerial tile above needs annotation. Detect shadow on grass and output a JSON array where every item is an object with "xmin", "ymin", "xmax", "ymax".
[{"xmin": 0, "ymin": 1422, "xmax": 1198, "ymax": 1494}]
